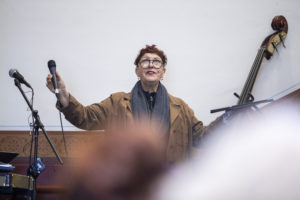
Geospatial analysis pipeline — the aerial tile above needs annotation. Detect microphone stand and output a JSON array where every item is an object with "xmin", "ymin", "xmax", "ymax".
[
  {"xmin": 14, "ymin": 79, "xmax": 63, "ymax": 200},
  {"xmin": 210, "ymin": 99, "xmax": 273, "ymax": 124},
  {"xmin": 210, "ymin": 99, "xmax": 273, "ymax": 114}
]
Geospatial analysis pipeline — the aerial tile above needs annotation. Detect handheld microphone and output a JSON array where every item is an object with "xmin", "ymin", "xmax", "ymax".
[
  {"xmin": 9, "ymin": 69, "xmax": 32, "ymax": 89},
  {"xmin": 48, "ymin": 60, "xmax": 59, "ymax": 98}
]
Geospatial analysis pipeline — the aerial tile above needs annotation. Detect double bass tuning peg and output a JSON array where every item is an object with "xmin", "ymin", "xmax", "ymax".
[
  {"xmin": 272, "ymin": 42, "xmax": 279, "ymax": 54},
  {"xmin": 279, "ymin": 34, "xmax": 286, "ymax": 48}
]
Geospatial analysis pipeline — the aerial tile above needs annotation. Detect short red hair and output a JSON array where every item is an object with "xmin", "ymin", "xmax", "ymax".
[{"xmin": 134, "ymin": 45, "xmax": 167, "ymax": 66}]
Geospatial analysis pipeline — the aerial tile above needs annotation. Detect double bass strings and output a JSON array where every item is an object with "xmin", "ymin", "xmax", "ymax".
[{"xmin": 239, "ymin": 47, "xmax": 266, "ymax": 104}]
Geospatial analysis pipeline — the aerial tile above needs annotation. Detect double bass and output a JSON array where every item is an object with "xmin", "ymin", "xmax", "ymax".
[
  {"xmin": 237, "ymin": 15, "xmax": 288, "ymax": 105},
  {"xmin": 211, "ymin": 15, "xmax": 288, "ymax": 114}
]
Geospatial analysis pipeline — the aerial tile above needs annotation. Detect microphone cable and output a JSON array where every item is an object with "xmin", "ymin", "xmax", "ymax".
[
  {"xmin": 58, "ymin": 108, "xmax": 68, "ymax": 157},
  {"xmin": 48, "ymin": 60, "xmax": 68, "ymax": 157}
]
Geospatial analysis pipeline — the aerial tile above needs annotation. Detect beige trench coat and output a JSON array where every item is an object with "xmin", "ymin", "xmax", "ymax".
[{"xmin": 60, "ymin": 92, "xmax": 214, "ymax": 163}]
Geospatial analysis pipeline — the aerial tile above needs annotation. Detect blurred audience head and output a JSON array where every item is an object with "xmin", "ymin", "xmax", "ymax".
[
  {"xmin": 154, "ymin": 104, "xmax": 300, "ymax": 200},
  {"xmin": 59, "ymin": 122, "xmax": 167, "ymax": 200}
]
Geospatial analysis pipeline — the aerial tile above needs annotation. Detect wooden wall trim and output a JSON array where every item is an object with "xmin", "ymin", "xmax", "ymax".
[{"xmin": 0, "ymin": 130, "xmax": 105, "ymax": 158}]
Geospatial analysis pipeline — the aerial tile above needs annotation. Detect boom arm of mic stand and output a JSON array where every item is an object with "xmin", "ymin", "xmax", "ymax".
[
  {"xmin": 210, "ymin": 99, "xmax": 273, "ymax": 114},
  {"xmin": 14, "ymin": 79, "xmax": 63, "ymax": 165}
]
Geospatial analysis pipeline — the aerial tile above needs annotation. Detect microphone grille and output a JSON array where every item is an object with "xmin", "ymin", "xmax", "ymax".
[
  {"xmin": 9, "ymin": 68, "xmax": 17, "ymax": 77},
  {"xmin": 48, "ymin": 60, "xmax": 56, "ymax": 69}
]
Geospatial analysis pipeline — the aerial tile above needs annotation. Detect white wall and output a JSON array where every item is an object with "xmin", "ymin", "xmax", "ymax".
[{"xmin": 0, "ymin": 0, "xmax": 299, "ymax": 130}]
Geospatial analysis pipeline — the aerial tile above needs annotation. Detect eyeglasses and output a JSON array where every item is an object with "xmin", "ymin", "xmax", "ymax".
[{"xmin": 139, "ymin": 59, "xmax": 163, "ymax": 69}]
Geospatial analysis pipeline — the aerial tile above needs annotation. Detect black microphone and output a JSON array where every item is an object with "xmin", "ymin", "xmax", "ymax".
[
  {"xmin": 48, "ymin": 60, "xmax": 59, "ymax": 98},
  {"xmin": 9, "ymin": 69, "xmax": 32, "ymax": 89}
]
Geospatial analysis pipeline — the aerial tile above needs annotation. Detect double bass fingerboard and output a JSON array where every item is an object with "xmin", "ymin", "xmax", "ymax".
[{"xmin": 237, "ymin": 47, "xmax": 266, "ymax": 105}]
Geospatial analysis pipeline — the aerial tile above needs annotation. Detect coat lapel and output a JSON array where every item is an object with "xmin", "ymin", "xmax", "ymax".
[{"xmin": 169, "ymin": 95, "xmax": 181, "ymax": 126}]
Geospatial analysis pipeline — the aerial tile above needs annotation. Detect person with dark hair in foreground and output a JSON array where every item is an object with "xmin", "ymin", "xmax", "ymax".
[
  {"xmin": 56, "ymin": 123, "xmax": 167, "ymax": 200},
  {"xmin": 46, "ymin": 45, "xmax": 220, "ymax": 163}
]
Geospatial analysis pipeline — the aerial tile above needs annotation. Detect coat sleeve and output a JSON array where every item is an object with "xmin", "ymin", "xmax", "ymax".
[{"xmin": 58, "ymin": 93, "xmax": 114, "ymax": 130}]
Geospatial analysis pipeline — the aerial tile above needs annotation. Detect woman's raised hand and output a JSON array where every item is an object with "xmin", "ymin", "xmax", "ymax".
[{"xmin": 46, "ymin": 71, "xmax": 70, "ymax": 107}]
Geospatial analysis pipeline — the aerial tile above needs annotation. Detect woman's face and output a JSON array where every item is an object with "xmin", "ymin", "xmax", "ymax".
[{"xmin": 135, "ymin": 53, "xmax": 166, "ymax": 85}]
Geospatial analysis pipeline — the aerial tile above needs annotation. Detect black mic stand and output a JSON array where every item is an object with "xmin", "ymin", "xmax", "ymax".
[
  {"xmin": 210, "ymin": 99, "xmax": 273, "ymax": 114},
  {"xmin": 211, "ymin": 99, "xmax": 273, "ymax": 124},
  {"xmin": 14, "ymin": 79, "xmax": 63, "ymax": 200}
]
